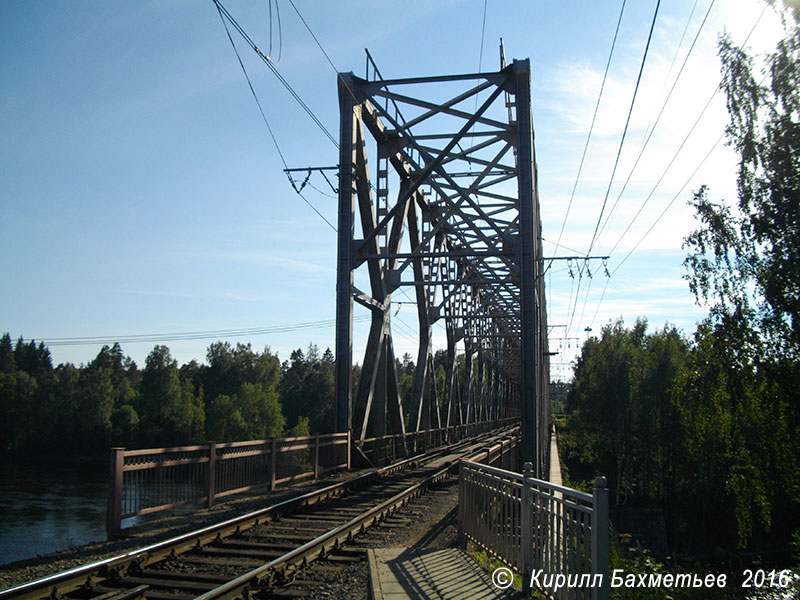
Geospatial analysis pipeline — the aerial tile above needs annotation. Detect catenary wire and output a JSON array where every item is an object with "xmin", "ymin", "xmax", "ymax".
[
  {"xmin": 572, "ymin": 0, "xmax": 716, "ymax": 338},
  {"xmin": 266, "ymin": 0, "xmax": 283, "ymax": 65},
  {"xmin": 585, "ymin": 0, "xmax": 661, "ymax": 257},
  {"xmin": 595, "ymin": 0, "xmax": 716, "ymax": 248},
  {"xmin": 214, "ymin": 0, "xmax": 339, "ymax": 148},
  {"xmin": 605, "ymin": 3, "xmax": 767, "ymax": 258},
  {"xmin": 565, "ymin": 0, "xmax": 660, "ymax": 340},
  {"xmin": 214, "ymin": 0, "xmax": 337, "ymax": 230},
  {"xmin": 581, "ymin": 5, "xmax": 769, "ymax": 334},
  {"xmin": 546, "ymin": 0, "xmax": 627, "ymax": 275},
  {"xmin": 216, "ymin": 3, "xmax": 288, "ymax": 169},
  {"xmin": 37, "ymin": 316, "xmax": 371, "ymax": 347}
]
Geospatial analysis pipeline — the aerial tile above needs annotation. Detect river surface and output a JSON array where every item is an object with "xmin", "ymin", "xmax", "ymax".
[{"xmin": 0, "ymin": 460, "xmax": 108, "ymax": 566}]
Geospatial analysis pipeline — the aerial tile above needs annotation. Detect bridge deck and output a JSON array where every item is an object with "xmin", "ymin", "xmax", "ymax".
[{"xmin": 367, "ymin": 547, "xmax": 514, "ymax": 600}]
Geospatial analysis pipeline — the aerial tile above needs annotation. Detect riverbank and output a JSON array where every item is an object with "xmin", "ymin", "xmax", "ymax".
[{"xmin": 0, "ymin": 467, "xmax": 363, "ymax": 589}]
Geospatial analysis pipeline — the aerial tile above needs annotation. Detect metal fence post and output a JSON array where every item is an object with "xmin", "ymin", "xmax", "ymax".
[
  {"xmin": 458, "ymin": 460, "xmax": 466, "ymax": 549},
  {"xmin": 592, "ymin": 476, "xmax": 609, "ymax": 600},
  {"xmin": 522, "ymin": 461, "xmax": 533, "ymax": 594},
  {"xmin": 314, "ymin": 433, "xmax": 320, "ymax": 479},
  {"xmin": 270, "ymin": 437, "xmax": 277, "ymax": 491},
  {"xmin": 106, "ymin": 447, "xmax": 125, "ymax": 539},
  {"xmin": 346, "ymin": 430, "xmax": 351, "ymax": 469},
  {"xmin": 206, "ymin": 442, "xmax": 216, "ymax": 508}
]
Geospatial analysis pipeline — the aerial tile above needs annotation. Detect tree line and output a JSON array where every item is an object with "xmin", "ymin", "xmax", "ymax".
[
  {"xmin": 560, "ymin": 24, "xmax": 800, "ymax": 561},
  {"xmin": 0, "ymin": 337, "xmax": 343, "ymax": 455},
  {"xmin": 0, "ymin": 333, "xmax": 464, "ymax": 458}
]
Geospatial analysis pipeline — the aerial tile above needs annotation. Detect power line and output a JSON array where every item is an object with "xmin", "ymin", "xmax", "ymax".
[
  {"xmin": 606, "ymin": 2, "xmax": 767, "ymax": 258},
  {"xmin": 564, "ymin": 0, "xmax": 659, "ymax": 339},
  {"xmin": 573, "ymin": 1, "xmax": 714, "ymax": 337},
  {"xmin": 213, "ymin": 0, "xmax": 337, "ymax": 231},
  {"xmin": 36, "ymin": 316, "xmax": 371, "ymax": 347},
  {"xmin": 585, "ymin": 0, "xmax": 661, "ymax": 257},
  {"xmin": 478, "ymin": 0, "xmax": 488, "ymax": 71},
  {"xmin": 581, "ymin": 3, "xmax": 770, "ymax": 334},
  {"xmin": 215, "ymin": 3, "xmax": 288, "ymax": 170},
  {"xmin": 547, "ymin": 0, "xmax": 627, "ymax": 274},
  {"xmin": 266, "ymin": 0, "xmax": 283, "ymax": 65},
  {"xmin": 214, "ymin": 0, "xmax": 339, "ymax": 148},
  {"xmin": 595, "ymin": 0, "xmax": 716, "ymax": 248}
]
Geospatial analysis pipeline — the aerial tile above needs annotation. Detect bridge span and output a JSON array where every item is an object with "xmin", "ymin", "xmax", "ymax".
[{"xmin": 334, "ymin": 55, "xmax": 551, "ymax": 479}]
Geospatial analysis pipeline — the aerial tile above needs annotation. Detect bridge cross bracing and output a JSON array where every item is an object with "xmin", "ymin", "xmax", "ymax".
[{"xmin": 334, "ymin": 57, "xmax": 550, "ymax": 477}]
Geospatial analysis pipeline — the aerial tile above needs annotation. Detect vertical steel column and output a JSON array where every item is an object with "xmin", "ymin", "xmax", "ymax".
[
  {"xmin": 513, "ymin": 59, "xmax": 539, "ymax": 473},
  {"xmin": 335, "ymin": 73, "xmax": 357, "ymax": 433}
]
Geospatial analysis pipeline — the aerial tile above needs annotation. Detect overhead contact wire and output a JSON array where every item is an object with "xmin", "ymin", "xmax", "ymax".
[
  {"xmin": 547, "ymin": 0, "xmax": 627, "ymax": 274},
  {"xmin": 585, "ymin": 0, "xmax": 661, "ymax": 257}
]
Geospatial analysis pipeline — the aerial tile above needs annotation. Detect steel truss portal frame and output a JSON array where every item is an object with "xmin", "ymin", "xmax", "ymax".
[{"xmin": 335, "ymin": 58, "xmax": 550, "ymax": 477}]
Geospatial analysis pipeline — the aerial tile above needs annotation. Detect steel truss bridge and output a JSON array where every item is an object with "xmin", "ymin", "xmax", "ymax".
[{"xmin": 334, "ymin": 54, "xmax": 551, "ymax": 478}]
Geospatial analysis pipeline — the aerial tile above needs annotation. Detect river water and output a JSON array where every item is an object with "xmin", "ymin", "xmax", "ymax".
[{"xmin": 0, "ymin": 461, "xmax": 108, "ymax": 566}]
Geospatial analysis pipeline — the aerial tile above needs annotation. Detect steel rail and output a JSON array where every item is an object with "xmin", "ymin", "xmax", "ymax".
[
  {"xmin": 200, "ymin": 432, "xmax": 519, "ymax": 599},
  {"xmin": 194, "ymin": 463, "xmax": 453, "ymax": 599},
  {"xmin": 0, "ymin": 457, "xmax": 423, "ymax": 600},
  {"xmin": 0, "ymin": 427, "xmax": 518, "ymax": 600}
]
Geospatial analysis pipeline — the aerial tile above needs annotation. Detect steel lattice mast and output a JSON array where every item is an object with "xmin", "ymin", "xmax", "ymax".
[{"xmin": 334, "ymin": 57, "xmax": 550, "ymax": 477}]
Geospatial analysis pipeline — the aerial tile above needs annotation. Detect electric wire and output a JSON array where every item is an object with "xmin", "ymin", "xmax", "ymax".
[
  {"xmin": 214, "ymin": 0, "xmax": 339, "ymax": 148},
  {"xmin": 585, "ymin": 0, "xmax": 661, "ymax": 257},
  {"xmin": 564, "ymin": 0, "xmax": 660, "ymax": 342},
  {"xmin": 605, "ymin": 2, "xmax": 766, "ymax": 258},
  {"xmin": 547, "ymin": 0, "xmax": 627, "ymax": 275},
  {"xmin": 37, "ymin": 316, "xmax": 371, "ymax": 347},
  {"xmin": 216, "ymin": 3, "xmax": 288, "ymax": 169},
  {"xmin": 595, "ymin": 0, "xmax": 716, "ymax": 248},
  {"xmin": 214, "ymin": 0, "xmax": 337, "ymax": 230},
  {"xmin": 266, "ymin": 0, "xmax": 283, "ymax": 65},
  {"xmin": 613, "ymin": 132, "xmax": 722, "ymax": 275},
  {"xmin": 581, "ymin": 3, "xmax": 769, "ymax": 334},
  {"xmin": 572, "ymin": 0, "xmax": 714, "ymax": 339},
  {"xmin": 478, "ymin": 0, "xmax": 488, "ymax": 72},
  {"xmin": 634, "ymin": 0, "xmax": 699, "ymax": 156}
]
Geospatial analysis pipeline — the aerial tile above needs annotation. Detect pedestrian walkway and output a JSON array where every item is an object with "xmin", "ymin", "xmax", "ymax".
[
  {"xmin": 550, "ymin": 424, "xmax": 563, "ymax": 487},
  {"xmin": 367, "ymin": 547, "xmax": 515, "ymax": 600}
]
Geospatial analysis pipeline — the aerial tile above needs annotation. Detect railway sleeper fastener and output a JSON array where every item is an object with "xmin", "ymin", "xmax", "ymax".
[{"xmin": 81, "ymin": 574, "xmax": 95, "ymax": 590}]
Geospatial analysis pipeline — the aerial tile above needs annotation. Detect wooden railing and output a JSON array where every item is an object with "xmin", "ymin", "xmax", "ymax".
[
  {"xmin": 459, "ymin": 460, "xmax": 609, "ymax": 600},
  {"xmin": 107, "ymin": 432, "xmax": 350, "ymax": 537}
]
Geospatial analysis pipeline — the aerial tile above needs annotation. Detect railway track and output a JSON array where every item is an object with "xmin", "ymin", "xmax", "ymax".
[{"xmin": 0, "ymin": 427, "xmax": 518, "ymax": 600}]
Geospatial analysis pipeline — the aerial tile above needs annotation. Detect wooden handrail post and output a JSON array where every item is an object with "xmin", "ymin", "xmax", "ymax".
[
  {"xmin": 206, "ymin": 441, "xmax": 216, "ymax": 508},
  {"xmin": 106, "ymin": 447, "xmax": 125, "ymax": 539},
  {"xmin": 314, "ymin": 433, "xmax": 320, "ymax": 479},
  {"xmin": 269, "ymin": 437, "xmax": 277, "ymax": 491}
]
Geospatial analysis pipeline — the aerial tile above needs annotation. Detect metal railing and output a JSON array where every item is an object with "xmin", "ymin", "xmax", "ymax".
[
  {"xmin": 357, "ymin": 418, "xmax": 519, "ymax": 465},
  {"xmin": 107, "ymin": 432, "xmax": 350, "ymax": 537},
  {"xmin": 459, "ymin": 460, "xmax": 609, "ymax": 600}
]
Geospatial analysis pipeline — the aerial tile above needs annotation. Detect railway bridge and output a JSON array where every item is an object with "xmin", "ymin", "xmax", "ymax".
[
  {"xmin": 0, "ymin": 59, "xmax": 611, "ymax": 600},
  {"xmin": 334, "ymin": 54, "xmax": 550, "ymax": 479}
]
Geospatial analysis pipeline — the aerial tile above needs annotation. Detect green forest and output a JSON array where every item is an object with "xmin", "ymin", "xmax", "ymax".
[
  {"xmin": 0, "ymin": 337, "xmax": 342, "ymax": 455},
  {"xmin": 559, "ymin": 24, "xmax": 800, "ymax": 565},
  {"xmin": 0, "ymin": 335, "xmax": 458, "ymax": 458}
]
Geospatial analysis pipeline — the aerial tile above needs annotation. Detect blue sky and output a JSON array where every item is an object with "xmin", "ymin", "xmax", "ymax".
[{"xmin": 0, "ymin": 1, "xmax": 788, "ymax": 377}]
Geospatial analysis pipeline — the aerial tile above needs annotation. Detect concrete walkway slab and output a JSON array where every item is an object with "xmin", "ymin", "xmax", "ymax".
[{"xmin": 368, "ymin": 547, "xmax": 515, "ymax": 600}]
